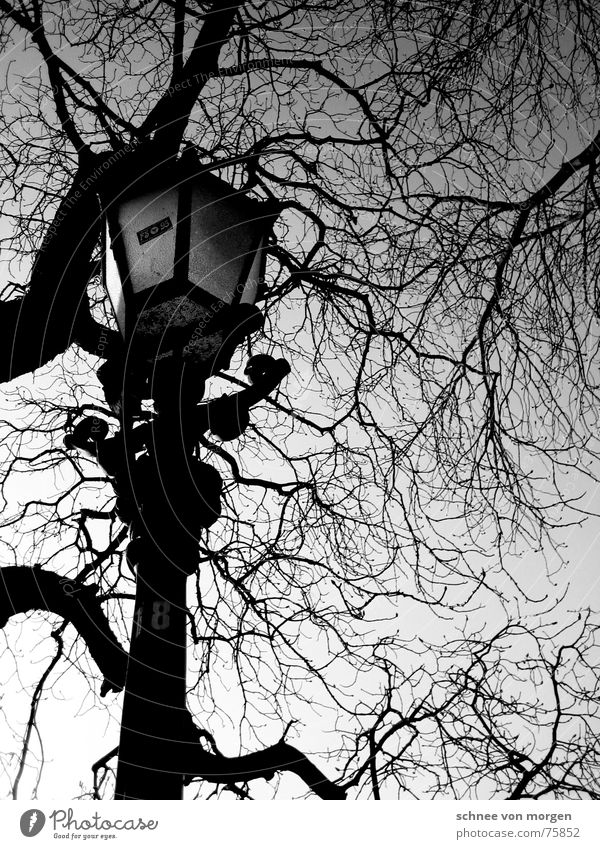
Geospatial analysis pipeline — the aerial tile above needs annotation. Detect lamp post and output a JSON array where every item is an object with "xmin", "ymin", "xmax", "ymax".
[{"xmin": 95, "ymin": 155, "xmax": 279, "ymax": 799}]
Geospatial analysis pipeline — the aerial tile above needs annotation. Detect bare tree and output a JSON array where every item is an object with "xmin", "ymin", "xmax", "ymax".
[{"xmin": 0, "ymin": 0, "xmax": 599, "ymax": 799}]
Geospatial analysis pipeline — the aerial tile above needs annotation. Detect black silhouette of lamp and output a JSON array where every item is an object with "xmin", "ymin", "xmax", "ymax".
[{"xmin": 99, "ymin": 156, "xmax": 283, "ymax": 801}]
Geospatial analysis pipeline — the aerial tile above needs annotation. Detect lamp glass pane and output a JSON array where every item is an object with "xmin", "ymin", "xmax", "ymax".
[
  {"xmin": 117, "ymin": 187, "xmax": 179, "ymax": 293},
  {"xmin": 104, "ymin": 224, "xmax": 126, "ymax": 335},
  {"xmin": 187, "ymin": 182, "xmax": 264, "ymax": 304},
  {"xmin": 239, "ymin": 236, "xmax": 264, "ymax": 305}
]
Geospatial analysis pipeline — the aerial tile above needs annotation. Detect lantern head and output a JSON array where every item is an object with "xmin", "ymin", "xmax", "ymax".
[{"xmin": 103, "ymin": 158, "xmax": 278, "ymax": 384}]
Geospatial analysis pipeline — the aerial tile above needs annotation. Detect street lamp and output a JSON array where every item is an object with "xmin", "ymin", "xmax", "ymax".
[
  {"xmin": 95, "ymin": 156, "xmax": 281, "ymax": 800},
  {"xmin": 101, "ymin": 157, "xmax": 278, "ymax": 406}
]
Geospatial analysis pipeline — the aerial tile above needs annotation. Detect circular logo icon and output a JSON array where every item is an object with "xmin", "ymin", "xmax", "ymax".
[{"xmin": 19, "ymin": 810, "xmax": 46, "ymax": 837}]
